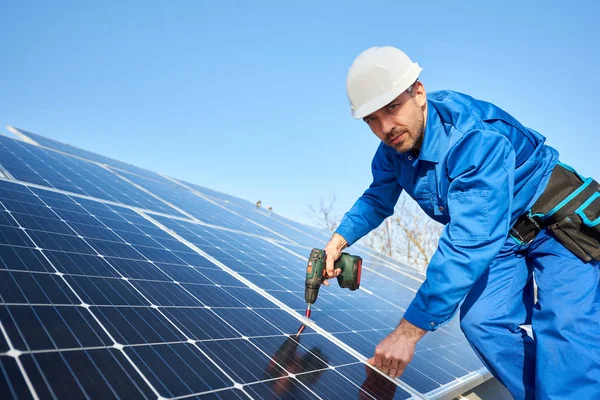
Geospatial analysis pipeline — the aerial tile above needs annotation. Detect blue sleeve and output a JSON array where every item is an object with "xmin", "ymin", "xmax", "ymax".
[
  {"xmin": 403, "ymin": 130, "xmax": 516, "ymax": 331},
  {"xmin": 335, "ymin": 144, "xmax": 403, "ymax": 246}
]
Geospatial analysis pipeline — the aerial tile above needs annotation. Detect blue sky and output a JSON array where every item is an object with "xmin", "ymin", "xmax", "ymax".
[{"xmin": 2, "ymin": 1, "xmax": 599, "ymax": 225}]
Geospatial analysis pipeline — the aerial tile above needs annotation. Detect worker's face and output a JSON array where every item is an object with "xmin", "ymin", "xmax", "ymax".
[{"xmin": 362, "ymin": 82, "xmax": 427, "ymax": 153}]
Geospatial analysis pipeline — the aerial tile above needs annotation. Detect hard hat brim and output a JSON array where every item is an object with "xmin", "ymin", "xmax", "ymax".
[
  {"xmin": 351, "ymin": 86, "xmax": 407, "ymax": 119},
  {"xmin": 350, "ymin": 66, "xmax": 423, "ymax": 119}
]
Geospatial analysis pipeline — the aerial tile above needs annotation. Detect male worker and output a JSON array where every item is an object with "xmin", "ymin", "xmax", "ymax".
[{"xmin": 323, "ymin": 46, "xmax": 600, "ymax": 399}]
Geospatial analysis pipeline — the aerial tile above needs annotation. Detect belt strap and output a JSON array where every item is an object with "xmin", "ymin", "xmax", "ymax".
[
  {"xmin": 510, "ymin": 213, "xmax": 541, "ymax": 245},
  {"xmin": 510, "ymin": 162, "xmax": 589, "ymax": 245}
]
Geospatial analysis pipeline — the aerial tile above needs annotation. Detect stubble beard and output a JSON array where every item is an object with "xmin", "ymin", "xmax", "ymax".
[{"xmin": 389, "ymin": 119, "xmax": 424, "ymax": 154}]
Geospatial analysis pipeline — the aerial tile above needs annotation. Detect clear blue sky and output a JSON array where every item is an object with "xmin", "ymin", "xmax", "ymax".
[{"xmin": 2, "ymin": 1, "xmax": 599, "ymax": 225}]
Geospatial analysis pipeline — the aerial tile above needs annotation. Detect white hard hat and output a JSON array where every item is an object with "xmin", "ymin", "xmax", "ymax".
[{"xmin": 346, "ymin": 46, "xmax": 422, "ymax": 119}]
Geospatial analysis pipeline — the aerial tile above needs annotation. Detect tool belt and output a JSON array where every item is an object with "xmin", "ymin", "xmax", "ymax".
[{"xmin": 510, "ymin": 162, "xmax": 600, "ymax": 262}]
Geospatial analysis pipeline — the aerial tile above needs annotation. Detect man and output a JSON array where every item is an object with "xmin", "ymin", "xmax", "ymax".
[{"xmin": 323, "ymin": 46, "xmax": 599, "ymax": 399}]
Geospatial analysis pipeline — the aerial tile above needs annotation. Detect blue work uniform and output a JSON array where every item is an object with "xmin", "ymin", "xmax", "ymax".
[{"xmin": 335, "ymin": 90, "xmax": 600, "ymax": 400}]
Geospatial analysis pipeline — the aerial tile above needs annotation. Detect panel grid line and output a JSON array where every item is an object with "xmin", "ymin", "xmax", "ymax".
[{"xmin": 0, "ymin": 321, "xmax": 40, "ymax": 400}]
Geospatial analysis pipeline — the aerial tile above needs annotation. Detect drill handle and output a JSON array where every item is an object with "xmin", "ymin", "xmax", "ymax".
[{"xmin": 336, "ymin": 253, "xmax": 362, "ymax": 290}]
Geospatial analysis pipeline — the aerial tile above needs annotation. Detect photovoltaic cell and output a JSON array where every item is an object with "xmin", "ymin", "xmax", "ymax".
[
  {"xmin": 244, "ymin": 377, "xmax": 318, "ymax": 400},
  {"xmin": 159, "ymin": 307, "xmax": 240, "ymax": 340},
  {"xmin": 0, "ymin": 305, "xmax": 112, "ymax": 351},
  {"xmin": 93, "ymin": 306, "xmax": 186, "ymax": 344},
  {"xmin": 126, "ymin": 343, "xmax": 232, "ymax": 397},
  {"xmin": 194, "ymin": 388, "xmax": 250, "ymax": 399},
  {"xmin": 21, "ymin": 349, "xmax": 156, "ymax": 399},
  {"xmin": 197, "ymin": 338, "xmax": 289, "ymax": 383},
  {"xmin": 0, "ymin": 356, "xmax": 33, "ymax": 400}
]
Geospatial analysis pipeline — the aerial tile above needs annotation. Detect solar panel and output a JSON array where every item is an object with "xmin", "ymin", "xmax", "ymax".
[
  {"xmin": 7, "ymin": 127, "xmax": 170, "ymax": 183},
  {"xmin": 0, "ymin": 135, "xmax": 183, "ymax": 217},
  {"xmin": 0, "ymin": 128, "xmax": 491, "ymax": 399}
]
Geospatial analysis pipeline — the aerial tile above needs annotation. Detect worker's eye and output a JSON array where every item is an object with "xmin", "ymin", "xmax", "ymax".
[
  {"xmin": 364, "ymin": 117, "xmax": 375, "ymax": 125},
  {"xmin": 387, "ymin": 103, "xmax": 399, "ymax": 112}
]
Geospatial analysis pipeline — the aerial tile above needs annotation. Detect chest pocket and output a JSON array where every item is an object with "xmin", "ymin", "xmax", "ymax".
[
  {"xmin": 394, "ymin": 155, "xmax": 450, "ymax": 222},
  {"xmin": 410, "ymin": 167, "xmax": 443, "ymax": 219},
  {"xmin": 422, "ymin": 162, "xmax": 449, "ymax": 221}
]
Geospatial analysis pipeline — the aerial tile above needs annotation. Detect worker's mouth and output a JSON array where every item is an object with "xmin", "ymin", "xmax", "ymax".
[{"xmin": 389, "ymin": 132, "xmax": 405, "ymax": 145}]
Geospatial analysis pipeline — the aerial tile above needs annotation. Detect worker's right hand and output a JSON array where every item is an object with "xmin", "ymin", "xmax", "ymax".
[{"xmin": 322, "ymin": 233, "xmax": 347, "ymax": 286}]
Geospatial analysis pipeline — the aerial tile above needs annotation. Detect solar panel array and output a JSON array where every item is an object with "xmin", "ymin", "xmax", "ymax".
[{"xmin": 0, "ymin": 126, "xmax": 489, "ymax": 400}]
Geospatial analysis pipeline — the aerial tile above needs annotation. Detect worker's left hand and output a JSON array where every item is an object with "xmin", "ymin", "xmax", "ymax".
[{"xmin": 367, "ymin": 319, "xmax": 426, "ymax": 378}]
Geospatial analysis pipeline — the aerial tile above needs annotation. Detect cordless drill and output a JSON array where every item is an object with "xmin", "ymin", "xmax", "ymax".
[{"xmin": 304, "ymin": 248, "xmax": 362, "ymax": 311}]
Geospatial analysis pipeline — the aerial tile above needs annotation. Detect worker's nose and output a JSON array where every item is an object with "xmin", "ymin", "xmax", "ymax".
[{"xmin": 380, "ymin": 117, "xmax": 396, "ymax": 138}]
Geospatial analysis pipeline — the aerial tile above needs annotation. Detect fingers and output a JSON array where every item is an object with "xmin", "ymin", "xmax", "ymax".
[
  {"xmin": 395, "ymin": 361, "xmax": 408, "ymax": 378},
  {"xmin": 373, "ymin": 345, "xmax": 383, "ymax": 370},
  {"xmin": 324, "ymin": 268, "xmax": 342, "ymax": 279},
  {"xmin": 388, "ymin": 361, "xmax": 399, "ymax": 378},
  {"xmin": 322, "ymin": 267, "xmax": 341, "ymax": 287},
  {"xmin": 325, "ymin": 254, "xmax": 336, "ymax": 278},
  {"xmin": 379, "ymin": 358, "xmax": 402, "ymax": 378},
  {"xmin": 366, "ymin": 357, "xmax": 375, "ymax": 366}
]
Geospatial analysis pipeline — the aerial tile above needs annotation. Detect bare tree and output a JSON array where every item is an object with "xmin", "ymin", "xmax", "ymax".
[
  {"xmin": 388, "ymin": 196, "xmax": 443, "ymax": 270},
  {"xmin": 308, "ymin": 193, "xmax": 442, "ymax": 272},
  {"xmin": 359, "ymin": 195, "xmax": 443, "ymax": 271},
  {"xmin": 306, "ymin": 195, "xmax": 341, "ymax": 232}
]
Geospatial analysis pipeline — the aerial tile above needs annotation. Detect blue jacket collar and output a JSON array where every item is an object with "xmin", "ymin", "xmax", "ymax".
[{"xmin": 417, "ymin": 100, "xmax": 442, "ymax": 163}]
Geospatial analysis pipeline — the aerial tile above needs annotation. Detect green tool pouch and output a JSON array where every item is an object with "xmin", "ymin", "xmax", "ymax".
[{"xmin": 526, "ymin": 163, "xmax": 600, "ymax": 262}]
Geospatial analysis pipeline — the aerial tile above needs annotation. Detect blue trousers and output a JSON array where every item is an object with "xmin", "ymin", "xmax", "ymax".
[{"xmin": 460, "ymin": 229, "xmax": 600, "ymax": 400}]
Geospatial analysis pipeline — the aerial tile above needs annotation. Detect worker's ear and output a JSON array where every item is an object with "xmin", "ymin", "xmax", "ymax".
[{"xmin": 412, "ymin": 81, "xmax": 427, "ymax": 107}]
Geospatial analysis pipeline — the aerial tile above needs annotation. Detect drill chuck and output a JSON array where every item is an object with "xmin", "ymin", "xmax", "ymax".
[{"xmin": 305, "ymin": 285, "xmax": 319, "ymax": 304}]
